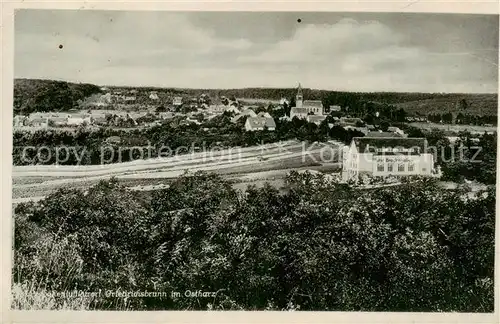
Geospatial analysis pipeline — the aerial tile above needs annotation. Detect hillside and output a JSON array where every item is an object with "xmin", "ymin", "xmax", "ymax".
[
  {"xmin": 14, "ymin": 78, "xmax": 497, "ymax": 116},
  {"xmin": 14, "ymin": 79, "xmax": 102, "ymax": 115},
  {"xmin": 393, "ymin": 93, "xmax": 498, "ymax": 116}
]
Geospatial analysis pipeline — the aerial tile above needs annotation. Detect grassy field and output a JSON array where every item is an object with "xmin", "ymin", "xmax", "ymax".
[{"xmin": 12, "ymin": 141, "xmax": 341, "ymax": 201}]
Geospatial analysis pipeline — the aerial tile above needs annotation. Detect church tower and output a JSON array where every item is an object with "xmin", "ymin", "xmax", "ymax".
[{"xmin": 296, "ymin": 83, "xmax": 303, "ymax": 108}]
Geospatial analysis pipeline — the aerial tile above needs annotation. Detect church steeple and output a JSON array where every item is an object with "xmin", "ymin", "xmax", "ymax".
[{"xmin": 296, "ymin": 83, "xmax": 303, "ymax": 108}]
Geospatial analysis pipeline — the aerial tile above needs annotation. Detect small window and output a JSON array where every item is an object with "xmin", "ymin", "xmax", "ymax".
[
  {"xmin": 422, "ymin": 167, "xmax": 427, "ymax": 172},
  {"xmin": 408, "ymin": 163, "xmax": 415, "ymax": 172},
  {"xmin": 387, "ymin": 164, "xmax": 393, "ymax": 172},
  {"xmin": 377, "ymin": 163, "xmax": 385, "ymax": 172},
  {"xmin": 398, "ymin": 163, "xmax": 405, "ymax": 172}
]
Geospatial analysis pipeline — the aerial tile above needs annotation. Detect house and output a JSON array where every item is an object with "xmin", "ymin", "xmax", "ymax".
[
  {"xmin": 149, "ymin": 91, "xmax": 159, "ymax": 100},
  {"xmin": 245, "ymin": 116, "xmax": 276, "ymax": 131},
  {"xmin": 329, "ymin": 105, "xmax": 342, "ymax": 112},
  {"xmin": 173, "ymin": 97, "xmax": 183, "ymax": 106},
  {"xmin": 306, "ymin": 115, "xmax": 327, "ymax": 125},
  {"xmin": 208, "ymin": 104, "xmax": 225, "ymax": 114},
  {"xmin": 280, "ymin": 98, "xmax": 289, "ymax": 105},
  {"xmin": 225, "ymin": 105, "xmax": 241, "ymax": 114},
  {"xmin": 290, "ymin": 107, "xmax": 311, "ymax": 119},
  {"xmin": 293, "ymin": 83, "xmax": 324, "ymax": 116},
  {"xmin": 342, "ymin": 137, "xmax": 435, "ymax": 182}
]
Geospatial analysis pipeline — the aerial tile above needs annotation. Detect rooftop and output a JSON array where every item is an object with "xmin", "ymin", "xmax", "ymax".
[
  {"xmin": 352, "ymin": 137, "xmax": 427, "ymax": 153},
  {"xmin": 303, "ymin": 100, "xmax": 323, "ymax": 108},
  {"xmin": 247, "ymin": 116, "xmax": 276, "ymax": 129}
]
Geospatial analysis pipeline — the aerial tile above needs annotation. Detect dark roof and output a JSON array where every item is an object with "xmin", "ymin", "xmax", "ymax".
[{"xmin": 352, "ymin": 137, "xmax": 427, "ymax": 153}]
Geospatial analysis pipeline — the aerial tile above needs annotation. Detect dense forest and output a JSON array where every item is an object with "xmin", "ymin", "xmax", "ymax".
[
  {"xmin": 13, "ymin": 172, "xmax": 495, "ymax": 311},
  {"xmin": 14, "ymin": 79, "xmax": 102, "ymax": 115}
]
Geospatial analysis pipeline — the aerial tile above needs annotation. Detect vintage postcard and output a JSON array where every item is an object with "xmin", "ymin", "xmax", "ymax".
[{"xmin": 2, "ymin": 0, "xmax": 499, "ymax": 323}]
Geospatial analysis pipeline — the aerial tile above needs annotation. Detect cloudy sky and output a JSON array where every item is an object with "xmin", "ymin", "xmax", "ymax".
[{"xmin": 15, "ymin": 10, "xmax": 498, "ymax": 93}]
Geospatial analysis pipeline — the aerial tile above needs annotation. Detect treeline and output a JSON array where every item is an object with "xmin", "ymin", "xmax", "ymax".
[
  {"xmin": 404, "ymin": 126, "xmax": 497, "ymax": 184},
  {"xmin": 14, "ymin": 79, "xmax": 102, "ymax": 115},
  {"xmin": 427, "ymin": 113, "xmax": 497, "ymax": 125},
  {"xmin": 12, "ymin": 113, "xmax": 364, "ymax": 166},
  {"xmin": 13, "ymin": 172, "xmax": 495, "ymax": 311}
]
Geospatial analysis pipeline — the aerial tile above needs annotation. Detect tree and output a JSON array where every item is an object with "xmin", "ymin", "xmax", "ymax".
[{"xmin": 379, "ymin": 120, "xmax": 389, "ymax": 132}]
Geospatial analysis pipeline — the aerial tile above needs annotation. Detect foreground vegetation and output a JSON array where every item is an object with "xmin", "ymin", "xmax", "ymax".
[
  {"xmin": 13, "ymin": 172, "xmax": 494, "ymax": 311},
  {"xmin": 14, "ymin": 79, "xmax": 102, "ymax": 115}
]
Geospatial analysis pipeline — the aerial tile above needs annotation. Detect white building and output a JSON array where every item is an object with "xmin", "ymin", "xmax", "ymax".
[
  {"xmin": 149, "ymin": 91, "xmax": 159, "ymax": 100},
  {"xmin": 290, "ymin": 83, "xmax": 324, "ymax": 119},
  {"xmin": 173, "ymin": 97, "xmax": 183, "ymax": 106},
  {"xmin": 245, "ymin": 116, "xmax": 276, "ymax": 131},
  {"xmin": 225, "ymin": 105, "xmax": 241, "ymax": 114},
  {"xmin": 342, "ymin": 137, "xmax": 435, "ymax": 182}
]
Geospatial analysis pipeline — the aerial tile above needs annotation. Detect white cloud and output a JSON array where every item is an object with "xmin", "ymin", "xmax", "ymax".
[{"xmin": 15, "ymin": 14, "xmax": 497, "ymax": 93}]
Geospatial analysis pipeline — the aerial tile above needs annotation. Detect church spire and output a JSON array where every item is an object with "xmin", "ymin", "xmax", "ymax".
[{"xmin": 296, "ymin": 82, "xmax": 303, "ymax": 108}]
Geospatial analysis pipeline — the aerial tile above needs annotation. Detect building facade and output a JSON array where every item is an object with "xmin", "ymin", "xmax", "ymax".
[
  {"xmin": 290, "ymin": 83, "xmax": 324, "ymax": 119},
  {"xmin": 245, "ymin": 116, "xmax": 276, "ymax": 131},
  {"xmin": 342, "ymin": 137, "xmax": 435, "ymax": 182}
]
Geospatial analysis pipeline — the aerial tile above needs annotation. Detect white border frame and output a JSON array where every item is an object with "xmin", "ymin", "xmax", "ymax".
[{"xmin": 2, "ymin": 1, "xmax": 499, "ymax": 323}]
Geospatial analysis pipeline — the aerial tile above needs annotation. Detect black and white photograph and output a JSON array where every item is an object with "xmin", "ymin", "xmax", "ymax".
[{"xmin": 8, "ymin": 7, "xmax": 498, "ymax": 314}]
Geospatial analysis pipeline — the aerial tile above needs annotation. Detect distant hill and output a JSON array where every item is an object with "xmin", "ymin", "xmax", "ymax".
[
  {"xmin": 14, "ymin": 79, "xmax": 497, "ymax": 116},
  {"xmin": 14, "ymin": 79, "xmax": 102, "ymax": 115},
  {"xmin": 391, "ymin": 93, "xmax": 498, "ymax": 116}
]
